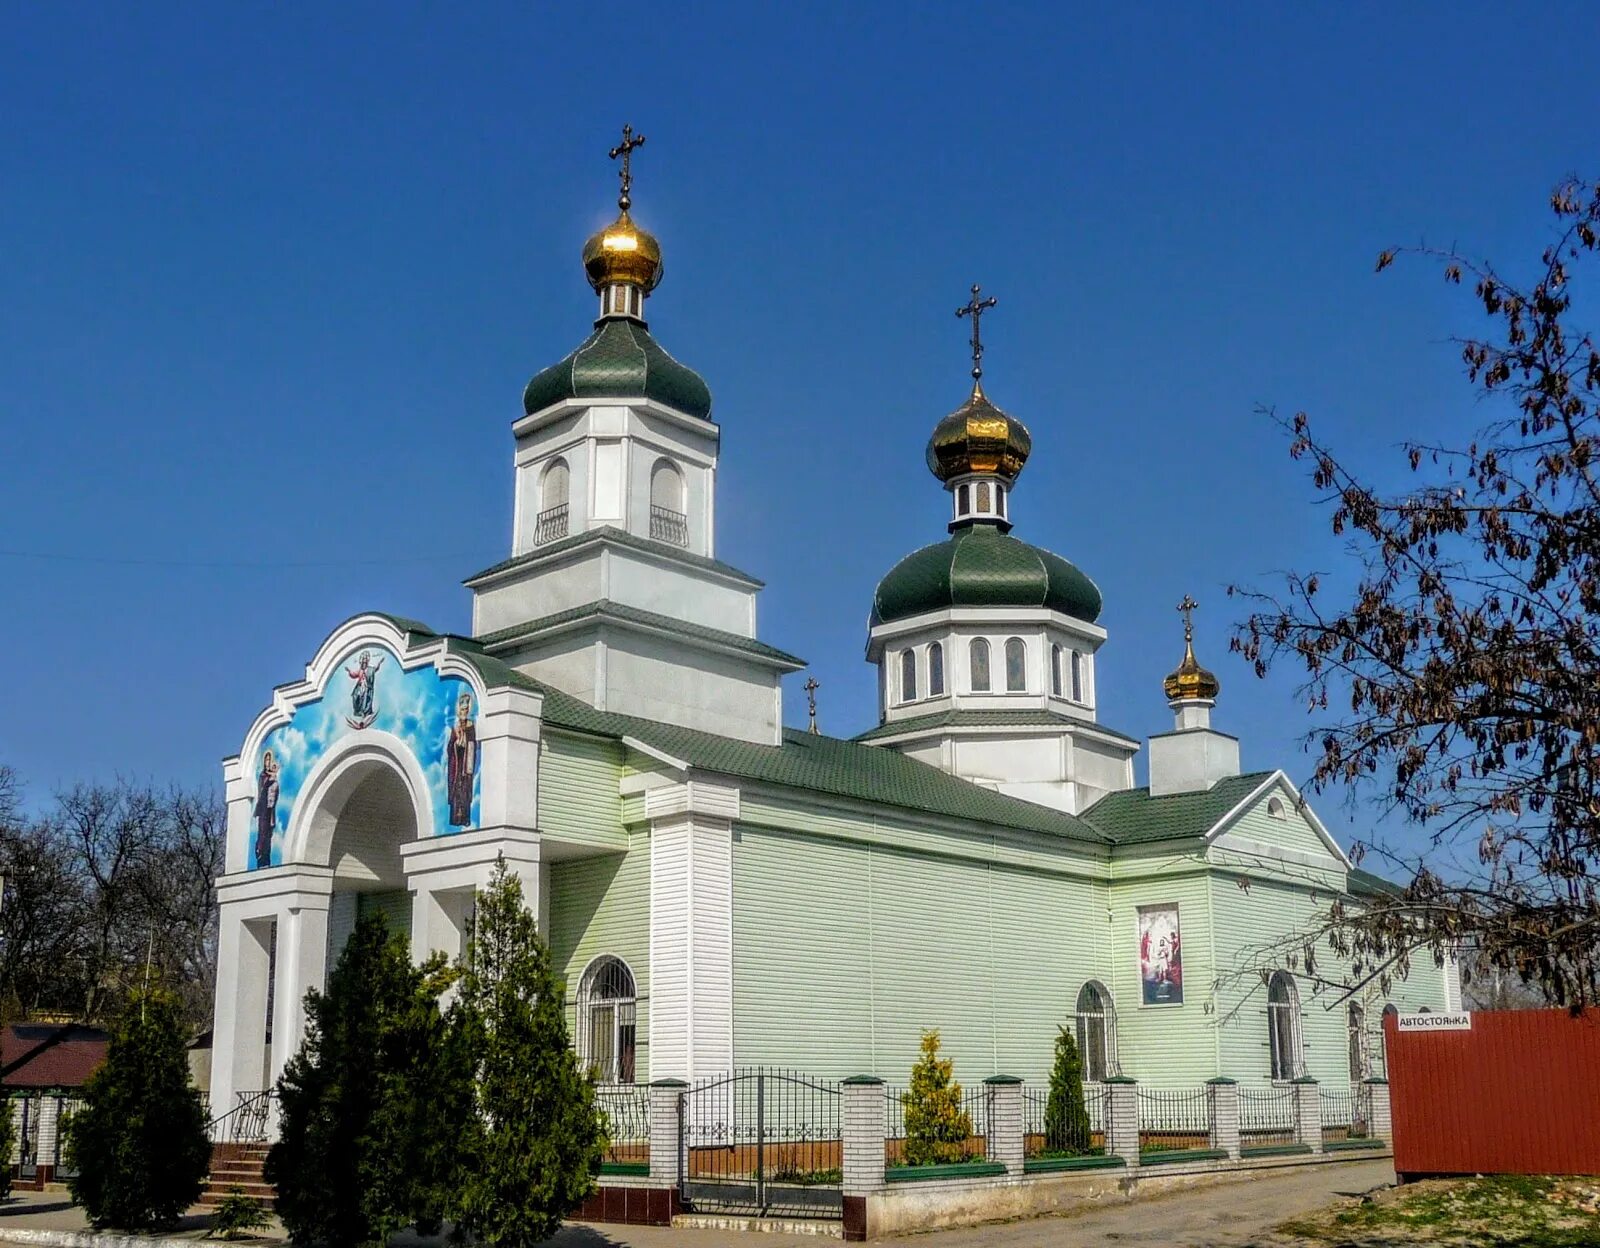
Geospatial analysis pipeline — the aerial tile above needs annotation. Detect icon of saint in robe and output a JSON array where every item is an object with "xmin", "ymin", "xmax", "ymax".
[
  {"xmin": 345, "ymin": 649, "xmax": 384, "ymax": 729},
  {"xmin": 253, "ymin": 749, "xmax": 280, "ymax": 868},
  {"xmin": 445, "ymin": 691, "xmax": 478, "ymax": 828}
]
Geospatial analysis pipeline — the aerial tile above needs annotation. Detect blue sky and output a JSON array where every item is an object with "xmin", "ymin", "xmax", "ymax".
[{"xmin": 3, "ymin": 3, "xmax": 1598, "ymax": 859}]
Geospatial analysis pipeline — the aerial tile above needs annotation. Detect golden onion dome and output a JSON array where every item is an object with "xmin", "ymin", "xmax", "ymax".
[
  {"xmin": 925, "ymin": 381, "xmax": 1033, "ymax": 483},
  {"xmin": 1163, "ymin": 636, "xmax": 1221, "ymax": 702},
  {"xmin": 582, "ymin": 210, "xmax": 663, "ymax": 293}
]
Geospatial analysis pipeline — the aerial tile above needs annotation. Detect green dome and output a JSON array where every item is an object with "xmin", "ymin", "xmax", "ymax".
[
  {"xmin": 523, "ymin": 318, "xmax": 712, "ymax": 420},
  {"xmin": 872, "ymin": 523, "xmax": 1102, "ymax": 626}
]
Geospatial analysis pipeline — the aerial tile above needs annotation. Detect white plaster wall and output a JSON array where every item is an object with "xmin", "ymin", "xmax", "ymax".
[
  {"xmin": 505, "ymin": 635, "xmax": 599, "ymax": 705},
  {"xmin": 604, "ymin": 631, "xmax": 780, "ymax": 744},
  {"xmin": 952, "ymin": 735, "xmax": 1062, "ymax": 782},
  {"xmin": 473, "ymin": 550, "xmax": 606, "ymax": 635},
  {"xmin": 605, "ymin": 550, "xmax": 754, "ymax": 635}
]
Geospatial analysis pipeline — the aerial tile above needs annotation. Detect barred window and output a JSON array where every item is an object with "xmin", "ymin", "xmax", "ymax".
[
  {"xmin": 1075, "ymin": 981, "xmax": 1118, "ymax": 1082},
  {"xmin": 577, "ymin": 956, "xmax": 637, "ymax": 1084},
  {"xmin": 1347, "ymin": 1003, "xmax": 1367, "ymax": 1081},
  {"xmin": 1268, "ymin": 971, "xmax": 1304, "ymax": 1081}
]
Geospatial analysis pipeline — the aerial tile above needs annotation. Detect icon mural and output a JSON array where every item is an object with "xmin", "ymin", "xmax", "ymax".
[
  {"xmin": 248, "ymin": 645, "xmax": 482, "ymax": 869},
  {"xmin": 445, "ymin": 691, "xmax": 479, "ymax": 828},
  {"xmin": 344, "ymin": 649, "xmax": 384, "ymax": 729},
  {"xmin": 1138, "ymin": 903, "xmax": 1183, "ymax": 1005}
]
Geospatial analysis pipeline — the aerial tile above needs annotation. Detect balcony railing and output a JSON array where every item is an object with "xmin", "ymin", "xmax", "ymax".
[
  {"xmin": 535, "ymin": 503, "xmax": 570, "ymax": 545},
  {"xmin": 649, "ymin": 504, "xmax": 688, "ymax": 547}
]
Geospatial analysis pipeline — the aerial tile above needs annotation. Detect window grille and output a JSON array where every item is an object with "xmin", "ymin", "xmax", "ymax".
[
  {"xmin": 1074, "ymin": 981, "xmax": 1118, "ymax": 1082},
  {"xmin": 1267, "ymin": 971, "xmax": 1304, "ymax": 1081},
  {"xmin": 578, "ymin": 956, "xmax": 638, "ymax": 1083}
]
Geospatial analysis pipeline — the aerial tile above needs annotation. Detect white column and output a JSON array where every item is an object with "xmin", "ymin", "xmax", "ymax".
[
  {"xmin": 209, "ymin": 906, "xmax": 274, "ymax": 1115},
  {"xmin": 401, "ymin": 826, "xmax": 544, "ymax": 963},
  {"xmin": 270, "ymin": 892, "xmax": 332, "ymax": 1088}
]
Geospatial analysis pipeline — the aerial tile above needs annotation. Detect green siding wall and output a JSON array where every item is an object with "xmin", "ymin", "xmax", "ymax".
[
  {"xmin": 732, "ymin": 824, "xmax": 1112, "ymax": 1087},
  {"xmin": 356, "ymin": 889, "xmax": 411, "ymax": 934},
  {"xmin": 548, "ymin": 845, "xmax": 651, "ymax": 1082},
  {"xmin": 539, "ymin": 730, "xmax": 628, "ymax": 852}
]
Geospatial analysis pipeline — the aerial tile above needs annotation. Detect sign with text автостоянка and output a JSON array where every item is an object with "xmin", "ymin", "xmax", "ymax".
[{"xmin": 1396, "ymin": 1011, "xmax": 1472, "ymax": 1032}]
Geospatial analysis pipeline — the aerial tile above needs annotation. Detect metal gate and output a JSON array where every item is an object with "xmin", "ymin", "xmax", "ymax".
[
  {"xmin": 678, "ymin": 1069, "xmax": 842, "ymax": 1219},
  {"xmin": 14, "ymin": 1095, "xmax": 40, "ymax": 1181}
]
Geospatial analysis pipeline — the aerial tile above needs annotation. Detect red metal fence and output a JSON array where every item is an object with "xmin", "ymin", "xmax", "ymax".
[{"xmin": 1388, "ymin": 1007, "xmax": 1600, "ymax": 1178}]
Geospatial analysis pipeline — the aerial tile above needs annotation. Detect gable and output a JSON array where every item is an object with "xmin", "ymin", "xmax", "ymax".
[{"xmin": 1206, "ymin": 776, "xmax": 1349, "ymax": 871}]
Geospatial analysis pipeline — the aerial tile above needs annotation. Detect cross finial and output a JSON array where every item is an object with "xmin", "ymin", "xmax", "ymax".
[
  {"xmin": 1177, "ymin": 594, "xmax": 1199, "ymax": 644},
  {"xmin": 608, "ymin": 123, "xmax": 647, "ymax": 212},
  {"xmin": 955, "ymin": 283, "xmax": 998, "ymax": 383},
  {"xmin": 804, "ymin": 676, "xmax": 821, "ymax": 735}
]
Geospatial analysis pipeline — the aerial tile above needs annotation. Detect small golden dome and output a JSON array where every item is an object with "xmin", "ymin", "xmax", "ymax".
[
  {"xmin": 925, "ymin": 381, "xmax": 1033, "ymax": 483},
  {"xmin": 582, "ymin": 210, "xmax": 663, "ymax": 293},
  {"xmin": 1164, "ymin": 598, "xmax": 1221, "ymax": 702}
]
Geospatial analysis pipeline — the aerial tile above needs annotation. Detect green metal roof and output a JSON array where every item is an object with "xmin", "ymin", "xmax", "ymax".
[
  {"xmin": 1080, "ymin": 771, "xmax": 1277, "ymax": 845},
  {"xmin": 463, "ymin": 526, "xmax": 763, "ymax": 590},
  {"xmin": 855, "ymin": 708, "xmax": 1139, "ymax": 745},
  {"xmin": 522, "ymin": 318, "xmax": 712, "ymax": 420},
  {"xmin": 872, "ymin": 523, "xmax": 1102, "ymax": 626},
  {"xmin": 1347, "ymin": 866, "xmax": 1405, "ymax": 898},
  {"xmin": 478, "ymin": 599, "xmax": 806, "ymax": 669}
]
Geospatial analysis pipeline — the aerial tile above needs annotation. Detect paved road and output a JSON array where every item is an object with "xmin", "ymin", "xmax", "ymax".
[{"xmin": 0, "ymin": 1159, "xmax": 1392, "ymax": 1247}]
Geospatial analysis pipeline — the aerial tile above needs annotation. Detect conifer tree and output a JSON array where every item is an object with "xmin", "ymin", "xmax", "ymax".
[
  {"xmin": 902, "ymin": 1029, "xmax": 972, "ymax": 1166},
  {"xmin": 452, "ymin": 858, "xmax": 604, "ymax": 1248},
  {"xmin": 0, "ymin": 1096, "xmax": 12, "ymax": 1201},
  {"xmin": 64, "ymin": 985, "xmax": 210, "ymax": 1229},
  {"xmin": 266, "ymin": 913, "xmax": 462, "ymax": 1248},
  {"xmin": 1043, "ymin": 1026, "xmax": 1094, "ymax": 1155}
]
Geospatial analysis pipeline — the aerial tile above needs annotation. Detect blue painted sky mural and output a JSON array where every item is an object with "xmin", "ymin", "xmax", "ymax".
[{"xmin": 250, "ymin": 645, "xmax": 481, "ymax": 868}]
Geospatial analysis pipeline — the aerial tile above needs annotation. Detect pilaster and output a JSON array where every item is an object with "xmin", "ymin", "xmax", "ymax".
[
  {"xmin": 1364, "ymin": 1078, "xmax": 1392, "ymax": 1142},
  {"xmin": 841, "ymin": 1076, "xmax": 887, "ymax": 1195},
  {"xmin": 647, "ymin": 1080, "xmax": 686, "ymax": 1188},
  {"xmin": 1104, "ymin": 1076, "xmax": 1140, "ymax": 1167},
  {"xmin": 1292, "ymin": 1076, "xmax": 1323, "ymax": 1154}
]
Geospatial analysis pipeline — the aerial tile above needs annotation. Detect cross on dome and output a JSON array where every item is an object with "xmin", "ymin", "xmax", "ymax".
[
  {"xmin": 955, "ymin": 284, "xmax": 998, "ymax": 382},
  {"xmin": 609, "ymin": 123, "xmax": 646, "ymax": 211}
]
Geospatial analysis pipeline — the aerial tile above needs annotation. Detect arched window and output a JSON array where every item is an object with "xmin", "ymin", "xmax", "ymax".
[
  {"xmin": 900, "ymin": 649, "xmax": 918, "ymax": 703},
  {"xmin": 1267, "ymin": 971, "xmax": 1304, "ymax": 1081},
  {"xmin": 1266, "ymin": 796, "xmax": 1288, "ymax": 820},
  {"xmin": 976, "ymin": 481, "xmax": 992, "ymax": 512},
  {"xmin": 928, "ymin": 642, "xmax": 945, "ymax": 697},
  {"xmin": 537, "ymin": 459, "xmax": 571, "ymax": 542},
  {"xmin": 1050, "ymin": 644, "xmax": 1063, "ymax": 697},
  {"xmin": 1070, "ymin": 650, "xmax": 1084, "ymax": 702},
  {"xmin": 970, "ymin": 638, "xmax": 991, "ymax": 692},
  {"xmin": 1005, "ymin": 637, "xmax": 1026, "ymax": 692},
  {"xmin": 1379, "ymin": 1002, "xmax": 1398, "ymax": 1078},
  {"xmin": 1347, "ymin": 1003, "xmax": 1367, "ymax": 1081},
  {"xmin": 649, "ymin": 459, "xmax": 687, "ymax": 546},
  {"xmin": 577, "ymin": 956, "xmax": 637, "ymax": 1083},
  {"xmin": 1075, "ymin": 981, "xmax": 1118, "ymax": 1082},
  {"xmin": 957, "ymin": 483, "xmax": 971, "ymax": 515}
]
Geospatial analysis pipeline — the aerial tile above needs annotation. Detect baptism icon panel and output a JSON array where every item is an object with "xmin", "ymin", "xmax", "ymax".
[{"xmin": 247, "ymin": 645, "xmax": 484, "ymax": 868}]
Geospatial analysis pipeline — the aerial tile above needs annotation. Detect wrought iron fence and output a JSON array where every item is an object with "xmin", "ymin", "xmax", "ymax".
[
  {"xmin": 679, "ymin": 1069, "xmax": 842, "ymax": 1217},
  {"xmin": 1319, "ymin": 1083, "xmax": 1372, "ymax": 1145},
  {"xmin": 595, "ymin": 1082, "xmax": 651, "ymax": 1169},
  {"xmin": 883, "ymin": 1083, "xmax": 988, "ymax": 1166},
  {"xmin": 1240, "ymin": 1086, "xmax": 1298, "ymax": 1150},
  {"xmin": 649, "ymin": 505, "xmax": 689, "ymax": 547},
  {"xmin": 51, "ymin": 1096, "xmax": 83, "ymax": 1178},
  {"xmin": 1137, "ymin": 1086, "xmax": 1211, "ymax": 1154},
  {"xmin": 13, "ymin": 1094, "xmax": 39, "ymax": 1179},
  {"xmin": 1022, "ymin": 1084, "xmax": 1108, "ymax": 1158},
  {"xmin": 535, "ymin": 503, "xmax": 570, "ymax": 544}
]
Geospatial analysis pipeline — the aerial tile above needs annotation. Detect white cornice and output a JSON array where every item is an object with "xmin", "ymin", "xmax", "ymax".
[{"xmin": 513, "ymin": 396, "xmax": 720, "ymax": 444}]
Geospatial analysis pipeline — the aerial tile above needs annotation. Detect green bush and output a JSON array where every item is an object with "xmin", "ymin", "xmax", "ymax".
[
  {"xmin": 451, "ymin": 858, "xmax": 605, "ymax": 1248},
  {"xmin": 901, "ymin": 1029, "xmax": 973, "ymax": 1166},
  {"xmin": 265, "ymin": 913, "xmax": 466, "ymax": 1247},
  {"xmin": 1043, "ymin": 1026, "xmax": 1095, "ymax": 1155},
  {"xmin": 208, "ymin": 1187, "xmax": 270, "ymax": 1240},
  {"xmin": 0, "ymin": 1095, "xmax": 14, "ymax": 1201},
  {"xmin": 64, "ymin": 987, "xmax": 211, "ymax": 1229}
]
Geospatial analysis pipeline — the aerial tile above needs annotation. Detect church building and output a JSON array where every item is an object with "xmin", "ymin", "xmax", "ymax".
[{"xmin": 208, "ymin": 135, "xmax": 1455, "ymax": 1124}]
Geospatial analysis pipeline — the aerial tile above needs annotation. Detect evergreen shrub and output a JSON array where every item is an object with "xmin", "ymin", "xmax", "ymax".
[
  {"xmin": 1042, "ymin": 1025, "xmax": 1095, "ymax": 1155},
  {"xmin": 901, "ymin": 1029, "xmax": 974, "ymax": 1166},
  {"xmin": 64, "ymin": 987, "xmax": 211, "ymax": 1229}
]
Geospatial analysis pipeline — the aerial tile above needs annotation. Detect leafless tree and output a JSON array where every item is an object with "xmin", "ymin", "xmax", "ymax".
[{"xmin": 1234, "ymin": 175, "xmax": 1600, "ymax": 1007}]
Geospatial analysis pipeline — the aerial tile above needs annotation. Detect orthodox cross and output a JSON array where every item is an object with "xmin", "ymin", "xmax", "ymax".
[
  {"xmin": 804, "ymin": 676, "xmax": 821, "ymax": 735},
  {"xmin": 1177, "ymin": 594, "xmax": 1199, "ymax": 643},
  {"xmin": 955, "ymin": 284, "xmax": 998, "ymax": 382},
  {"xmin": 609, "ymin": 123, "xmax": 647, "ymax": 211}
]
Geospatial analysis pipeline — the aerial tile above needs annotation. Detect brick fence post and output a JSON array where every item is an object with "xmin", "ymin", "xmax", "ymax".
[
  {"xmin": 1364, "ymin": 1077, "xmax": 1392, "ymax": 1143},
  {"xmin": 648, "ymin": 1079, "xmax": 686, "ymax": 1189},
  {"xmin": 841, "ymin": 1076, "xmax": 886, "ymax": 1243},
  {"xmin": 1292, "ymin": 1076, "xmax": 1322, "ymax": 1154},
  {"xmin": 1103, "ymin": 1075, "xmax": 1140, "ymax": 1168},
  {"xmin": 984, "ymin": 1076, "xmax": 1024, "ymax": 1176},
  {"xmin": 1207, "ymin": 1077, "xmax": 1240, "ymax": 1161}
]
